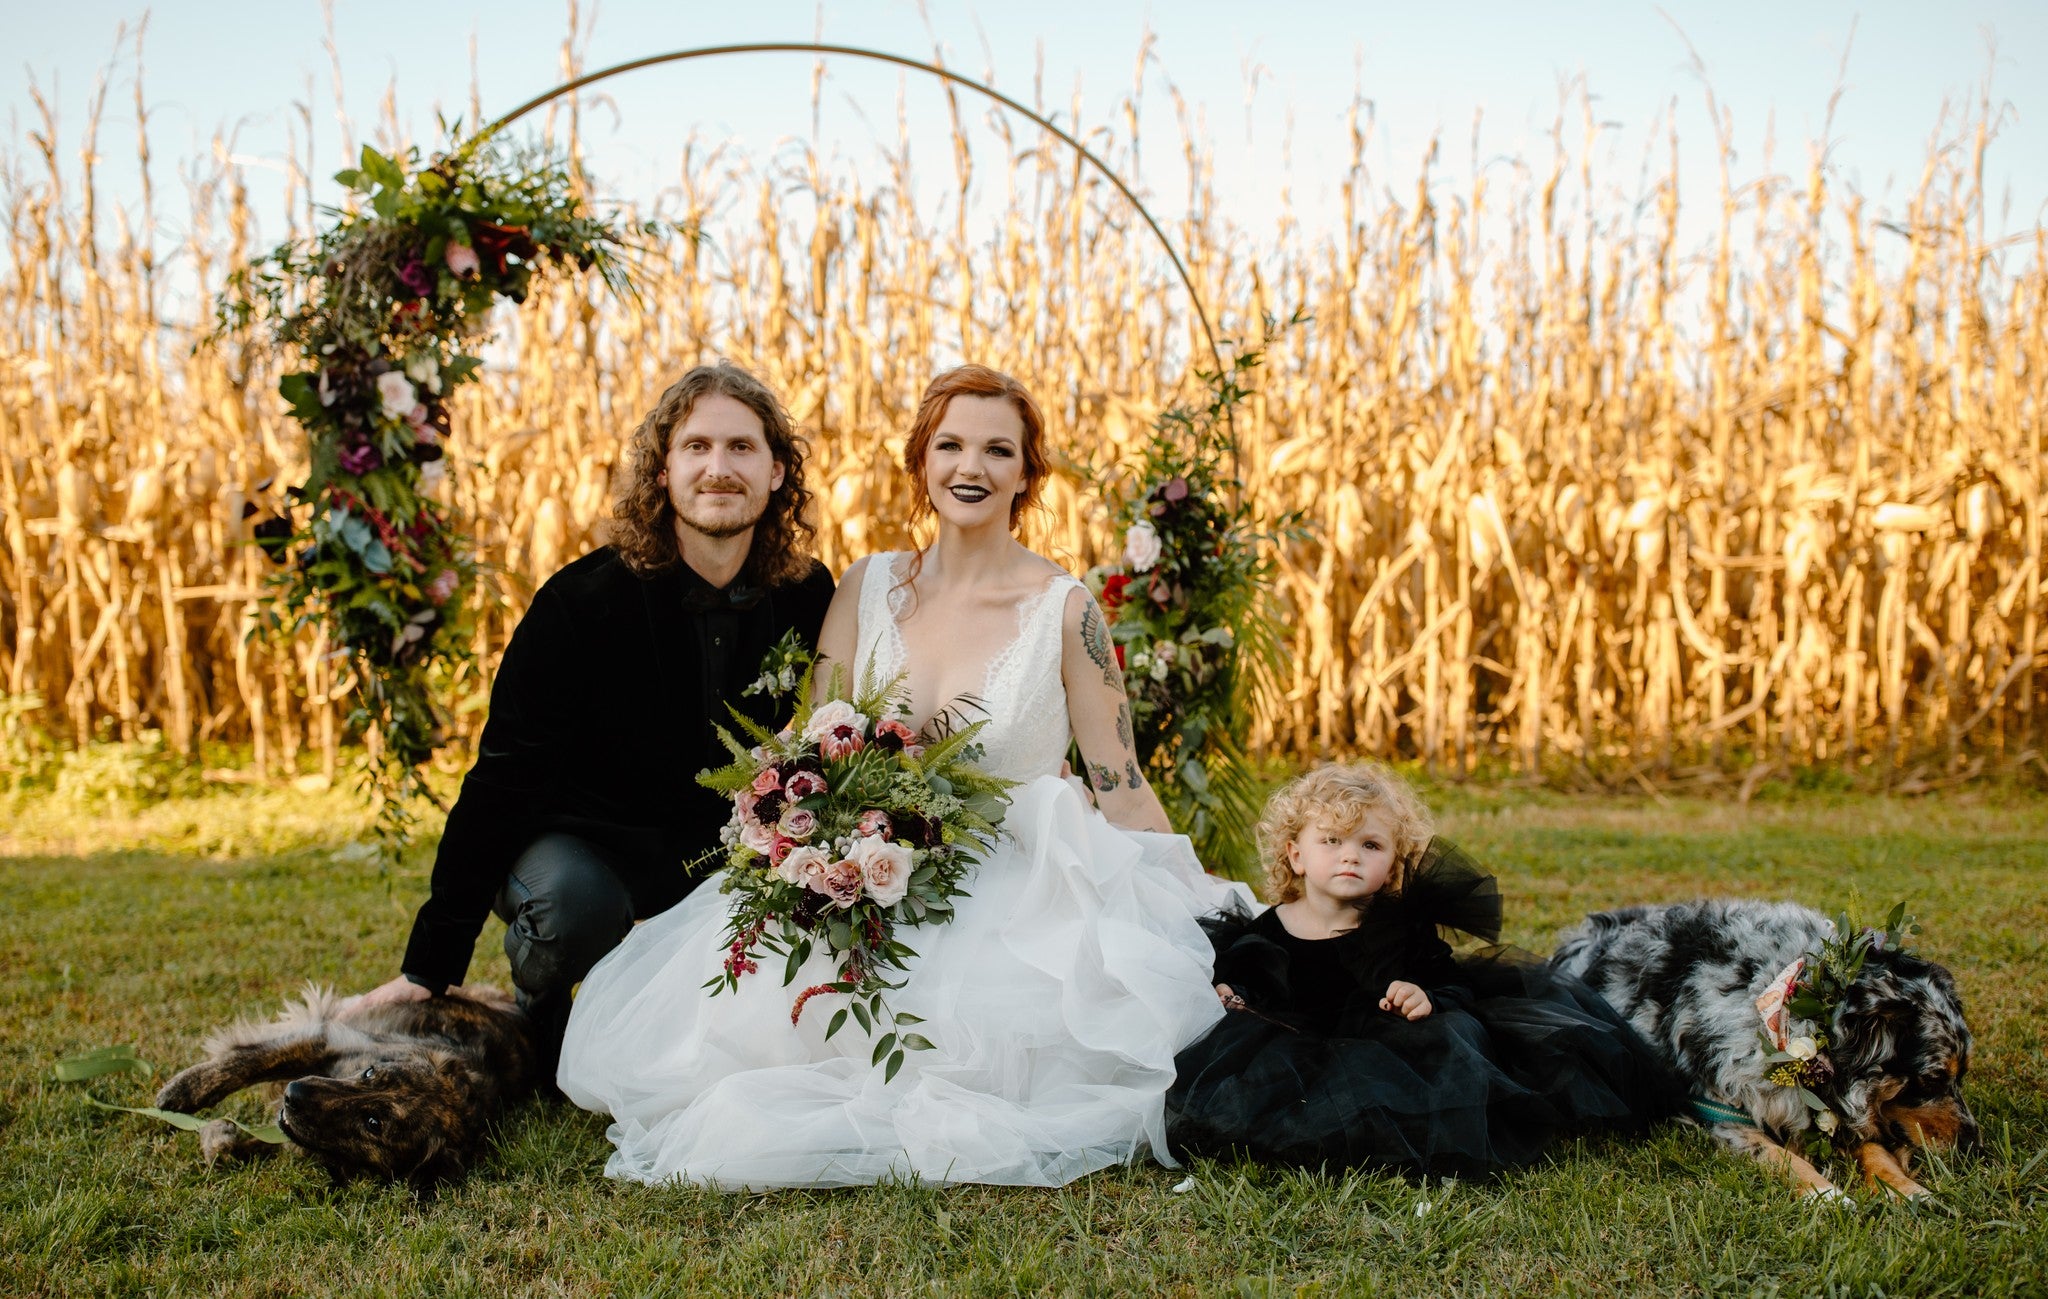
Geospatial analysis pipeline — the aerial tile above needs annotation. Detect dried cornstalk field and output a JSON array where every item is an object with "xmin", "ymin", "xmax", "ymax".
[{"xmin": 2, "ymin": 60, "xmax": 2043, "ymax": 787}]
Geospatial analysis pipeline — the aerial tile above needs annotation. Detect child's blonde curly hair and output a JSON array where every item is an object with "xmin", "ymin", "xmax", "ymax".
[{"xmin": 1257, "ymin": 761, "xmax": 1435, "ymax": 904}]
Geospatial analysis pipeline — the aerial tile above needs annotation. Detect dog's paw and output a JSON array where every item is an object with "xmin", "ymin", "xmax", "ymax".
[
  {"xmin": 198, "ymin": 1119, "xmax": 243, "ymax": 1166},
  {"xmin": 154, "ymin": 1071, "xmax": 210, "ymax": 1114},
  {"xmin": 1801, "ymin": 1185, "xmax": 1856, "ymax": 1209}
]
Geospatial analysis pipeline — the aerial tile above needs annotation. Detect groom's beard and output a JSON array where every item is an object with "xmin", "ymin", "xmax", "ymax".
[{"xmin": 673, "ymin": 477, "xmax": 771, "ymax": 540}]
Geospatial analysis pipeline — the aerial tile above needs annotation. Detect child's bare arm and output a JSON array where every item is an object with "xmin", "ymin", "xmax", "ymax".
[{"xmin": 1380, "ymin": 980, "xmax": 1432, "ymax": 1020}]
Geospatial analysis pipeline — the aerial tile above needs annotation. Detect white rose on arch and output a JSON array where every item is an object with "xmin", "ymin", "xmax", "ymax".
[
  {"xmin": 1124, "ymin": 520, "xmax": 1163, "ymax": 573},
  {"xmin": 376, "ymin": 370, "xmax": 422, "ymax": 421},
  {"xmin": 848, "ymin": 833, "xmax": 914, "ymax": 906}
]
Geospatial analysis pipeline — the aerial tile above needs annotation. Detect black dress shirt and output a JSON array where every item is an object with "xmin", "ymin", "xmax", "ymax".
[{"xmin": 399, "ymin": 546, "xmax": 835, "ymax": 991}]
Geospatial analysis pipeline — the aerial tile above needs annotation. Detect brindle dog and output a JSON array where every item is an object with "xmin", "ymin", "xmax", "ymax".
[{"xmin": 155, "ymin": 985, "xmax": 536, "ymax": 1190}]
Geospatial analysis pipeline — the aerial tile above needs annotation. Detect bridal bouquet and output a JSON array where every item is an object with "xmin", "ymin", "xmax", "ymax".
[{"xmin": 697, "ymin": 653, "xmax": 1015, "ymax": 1079}]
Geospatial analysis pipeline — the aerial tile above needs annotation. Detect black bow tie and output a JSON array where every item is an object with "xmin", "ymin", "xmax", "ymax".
[{"xmin": 680, "ymin": 581, "xmax": 765, "ymax": 613}]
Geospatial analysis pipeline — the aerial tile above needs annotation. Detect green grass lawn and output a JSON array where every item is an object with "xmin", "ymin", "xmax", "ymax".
[{"xmin": 3, "ymin": 778, "xmax": 2046, "ymax": 1297}]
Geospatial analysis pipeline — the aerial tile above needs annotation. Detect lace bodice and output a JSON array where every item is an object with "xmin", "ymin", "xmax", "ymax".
[{"xmin": 853, "ymin": 552, "xmax": 1080, "ymax": 783}]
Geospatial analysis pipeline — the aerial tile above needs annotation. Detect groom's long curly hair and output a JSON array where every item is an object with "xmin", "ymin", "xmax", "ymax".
[{"xmin": 607, "ymin": 362, "xmax": 818, "ymax": 585}]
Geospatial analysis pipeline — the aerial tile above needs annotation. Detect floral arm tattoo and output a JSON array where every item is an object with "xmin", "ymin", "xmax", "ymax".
[
  {"xmin": 1079, "ymin": 600, "xmax": 1119, "ymax": 689},
  {"xmin": 1088, "ymin": 761, "xmax": 1124, "ymax": 793}
]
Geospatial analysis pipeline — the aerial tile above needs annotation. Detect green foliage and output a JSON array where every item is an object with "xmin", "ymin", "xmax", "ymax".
[
  {"xmin": 1084, "ymin": 311, "xmax": 1311, "ymax": 879},
  {"xmin": 213, "ymin": 140, "xmax": 658, "ymax": 851}
]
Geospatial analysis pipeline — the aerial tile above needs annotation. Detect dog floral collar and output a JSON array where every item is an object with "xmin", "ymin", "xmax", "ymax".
[{"xmin": 1755, "ymin": 903, "xmax": 1919, "ymax": 1135}]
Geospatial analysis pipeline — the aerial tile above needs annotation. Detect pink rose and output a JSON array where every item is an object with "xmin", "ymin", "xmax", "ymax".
[
  {"xmin": 445, "ymin": 241, "xmax": 481, "ymax": 277},
  {"xmin": 785, "ymin": 770, "xmax": 828, "ymax": 800},
  {"xmin": 739, "ymin": 818, "xmax": 778, "ymax": 857},
  {"xmin": 768, "ymin": 836, "xmax": 797, "ymax": 869},
  {"xmin": 779, "ymin": 844, "xmax": 830, "ymax": 886},
  {"xmin": 778, "ymin": 807, "xmax": 819, "ymax": 842},
  {"xmin": 856, "ymin": 809, "xmax": 892, "ymax": 839},
  {"xmin": 811, "ymin": 857, "xmax": 865, "ymax": 909},
  {"xmin": 425, "ymin": 569, "xmax": 460, "ymax": 605},
  {"xmin": 849, "ymin": 835, "xmax": 914, "ymax": 906},
  {"xmin": 752, "ymin": 768, "xmax": 784, "ymax": 796},
  {"xmin": 873, "ymin": 718, "xmax": 918, "ymax": 753}
]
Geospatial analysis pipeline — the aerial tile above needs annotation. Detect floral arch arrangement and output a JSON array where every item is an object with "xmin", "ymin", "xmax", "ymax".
[{"xmin": 224, "ymin": 44, "xmax": 1281, "ymax": 869}]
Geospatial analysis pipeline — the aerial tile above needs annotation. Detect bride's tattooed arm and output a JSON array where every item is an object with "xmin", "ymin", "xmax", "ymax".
[{"xmin": 1061, "ymin": 588, "xmax": 1172, "ymax": 833}]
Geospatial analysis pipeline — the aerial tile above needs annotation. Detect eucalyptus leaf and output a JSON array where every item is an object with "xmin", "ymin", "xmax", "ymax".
[{"xmin": 51, "ymin": 1045, "xmax": 154, "ymax": 1083}]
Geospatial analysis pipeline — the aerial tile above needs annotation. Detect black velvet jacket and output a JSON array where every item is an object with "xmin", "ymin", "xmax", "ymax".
[{"xmin": 400, "ymin": 546, "xmax": 835, "ymax": 990}]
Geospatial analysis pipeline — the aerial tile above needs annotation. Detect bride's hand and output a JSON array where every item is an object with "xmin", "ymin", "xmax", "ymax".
[
  {"xmin": 1380, "ymin": 981, "xmax": 1432, "ymax": 1020},
  {"xmin": 1215, "ymin": 984, "xmax": 1247, "ymax": 1011}
]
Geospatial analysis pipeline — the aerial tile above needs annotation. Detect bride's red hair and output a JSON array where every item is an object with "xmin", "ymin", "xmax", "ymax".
[{"xmin": 901, "ymin": 365, "xmax": 1050, "ymax": 531}]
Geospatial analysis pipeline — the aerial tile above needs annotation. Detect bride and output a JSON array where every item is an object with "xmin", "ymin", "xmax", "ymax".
[{"xmin": 557, "ymin": 364, "xmax": 1251, "ymax": 1189}]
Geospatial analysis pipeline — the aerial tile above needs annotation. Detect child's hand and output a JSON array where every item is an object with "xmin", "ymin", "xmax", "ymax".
[
  {"xmin": 1215, "ymin": 983, "xmax": 1248, "ymax": 1011},
  {"xmin": 1380, "ymin": 981, "xmax": 1432, "ymax": 1020}
]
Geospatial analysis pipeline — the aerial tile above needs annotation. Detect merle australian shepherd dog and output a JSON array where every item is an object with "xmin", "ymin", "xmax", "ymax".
[
  {"xmin": 1552, "ymin": 900, "xmax": 1976, "ymax": 1199},
  {"xmin": 154, "ymin": 985, "xmax": 536, "ymax": 1191}
]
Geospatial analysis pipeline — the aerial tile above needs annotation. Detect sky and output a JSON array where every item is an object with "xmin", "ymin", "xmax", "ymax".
[{"xmin": 6, "ymin": 0, "xmax": 2045, "ymax": 312}]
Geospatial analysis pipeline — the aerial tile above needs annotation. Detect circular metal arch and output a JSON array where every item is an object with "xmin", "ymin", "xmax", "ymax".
[{"xmin": 467, "ymin": 41, "xmax": 1226, "ymax": 382}]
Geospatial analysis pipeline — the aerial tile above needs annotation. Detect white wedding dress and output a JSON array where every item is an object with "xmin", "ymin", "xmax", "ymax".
[{"xmin": 556, "ymin": 553, "xmax": 1251, "ymax": 1189}]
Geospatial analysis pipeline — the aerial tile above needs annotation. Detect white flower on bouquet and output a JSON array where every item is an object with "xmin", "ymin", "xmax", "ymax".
[
  {"xmin": 1124, "ymin": 520, "xmax": 1163, "ymax": 573},
  {"xmin": 803, "ymin": 698, "xmax": 869, "ymax": 745},
  {"xmin": 1787, "ymin": 1036, "xmax": 1818, "ymax": 1061},
  {"xmin": 376, "ymin": 371, "xmax": 421, "ymax": 421},
  {"xmin": 779, "ymin": 844, "xmax": 830, "ymax": 886},
  {"xmin": 849, "ymin": 834, "xmax": 914, "ymax": 906}
]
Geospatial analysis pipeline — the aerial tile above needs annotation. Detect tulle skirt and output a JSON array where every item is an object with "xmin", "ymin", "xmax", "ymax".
[
  {"xmin": 557, "ymin": 774, "xmax": 1252, "ymax": 1190},
  {"xmin": 1163, "ymin": 953, "xmax": 1681, "ymax": 1179}
]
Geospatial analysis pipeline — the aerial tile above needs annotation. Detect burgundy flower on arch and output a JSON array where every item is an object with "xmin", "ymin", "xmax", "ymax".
[{"xmin": 468, "ymin": 220, "xmax": 539, "ymax": 276}]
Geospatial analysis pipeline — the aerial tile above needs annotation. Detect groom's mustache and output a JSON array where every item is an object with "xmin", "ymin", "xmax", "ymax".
[{"xmin": 692, "ymin": 477, "xmax": 750, "ymax": 494}]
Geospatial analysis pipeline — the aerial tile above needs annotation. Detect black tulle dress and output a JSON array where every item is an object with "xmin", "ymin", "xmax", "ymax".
[{"xmin": 1164, "ymin": 843, "xmax": 1680, "ymax": 1178}]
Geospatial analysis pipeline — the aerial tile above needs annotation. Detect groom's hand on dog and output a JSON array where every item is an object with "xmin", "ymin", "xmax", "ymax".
[{"xmin": 356, "ymin": 975, "xmax": 435, "ymax": 1009}]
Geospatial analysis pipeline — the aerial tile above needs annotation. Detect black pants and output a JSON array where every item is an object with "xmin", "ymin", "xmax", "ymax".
[{"xmin": 491, "ymin": 832, "xmax": 642, "ymax": 1065}]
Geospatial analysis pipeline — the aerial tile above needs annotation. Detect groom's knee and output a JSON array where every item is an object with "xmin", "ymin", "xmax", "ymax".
[{"xmin": 495, "ymin": 834, "xmax": 635, "ymax": 998}]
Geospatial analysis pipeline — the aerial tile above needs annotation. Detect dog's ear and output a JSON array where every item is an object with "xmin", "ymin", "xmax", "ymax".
[{"xmin": 405, "ymin": 1136, "xmax": 468, "ymax": 1194}]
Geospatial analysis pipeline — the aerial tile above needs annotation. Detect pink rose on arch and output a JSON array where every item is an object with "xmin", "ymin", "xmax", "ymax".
[
  {"xmin": 778, "ymin": 806, "xmax": 819, "ymax": 842},
  {"xmin": 444, "ymin": 241, "xmax": 481, "ymax": 277},
  {"xmin": 784, "ymin": 770, "xmax": 828, "ymax": 800},
  {"xmin": 778, "ymin": 844, "xmax": 830, "ymax": 886},
  {"xmin": 425, "ymin": 569, "xmax": 460, "ymax": 605},
  {"xmin": 812, "ymin": 857, "xmax": 865, "ymax": 909},
  {"xmin": 752, "ymin": 768, "xmax": 784, "ymax": 796},
  {"xmin": 849, "ymin": 835, "xmax": 914, "ymax": 907},
  {"xmin": 855, "ymin": 809, "xmax": 892, "ymax": 840}
]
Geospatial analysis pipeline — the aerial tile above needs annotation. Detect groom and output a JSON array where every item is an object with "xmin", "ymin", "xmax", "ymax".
[{"xmin": 355, "ymin": 362, "xmax": 835, "ymax": 1068}]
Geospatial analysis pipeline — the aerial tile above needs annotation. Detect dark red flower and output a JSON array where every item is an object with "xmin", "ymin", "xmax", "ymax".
[
  {"xmin": 1101, "ymin": 573, "xmax": 1132, "ymax": 612},
  {"xmin": 1113, "ymin": 643, "xmax": 1126, "ymax": 669},
  {"xmin": 338, "ymin": 442, "xmax": 383, "ymax": 476},
  {"xmin": 468, "ymin": 220, "xmax": 539, "ymax": 276}
]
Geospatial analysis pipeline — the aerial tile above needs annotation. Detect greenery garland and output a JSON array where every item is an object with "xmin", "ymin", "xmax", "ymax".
[
  {"xmin": 216, "ymin": 142, "xmax": 648, "ymax": 842},
  {"xmin": 1083, "ymin": 316, "xmax": 1306, "ymax": 878}
]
